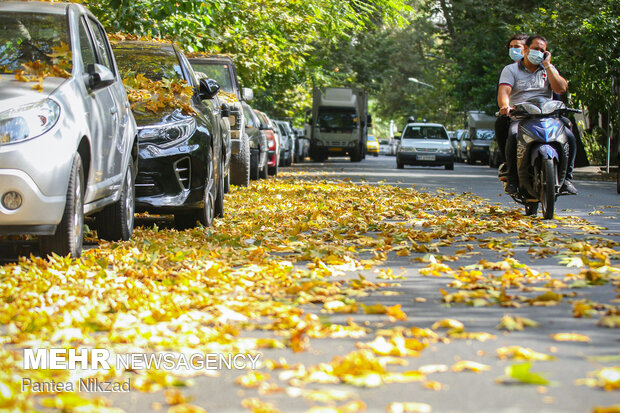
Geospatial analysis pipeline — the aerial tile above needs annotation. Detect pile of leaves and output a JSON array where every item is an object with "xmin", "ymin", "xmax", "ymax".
[
  {"xmin": 0, "ymin": 175, "xmax": 618, "ymax": 412},
  {"xmin": 122, "ymin": 73, "xmax": 196, "ymax": 116},
  {"xmin": 11, "ymin": 42, "xmax": 72, "ymax": 91}
]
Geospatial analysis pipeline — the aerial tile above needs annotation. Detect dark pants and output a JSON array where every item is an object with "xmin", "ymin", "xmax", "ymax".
[
  {"xmin": 494, "ymin": 116, "xmax": 510, "ymax": 164},
  {"xmin": 505, "ymin": 117, "xmax": 577, "ymax": 183}
]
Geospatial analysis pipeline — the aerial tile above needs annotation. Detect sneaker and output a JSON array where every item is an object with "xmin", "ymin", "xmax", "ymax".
[
  {"xmin": 561, "ymin": 179, "xmax": 578, "ymax": 195},
  {"xmin": 505, "ymin": 182, "xmax": 518, "ymax": 195}
]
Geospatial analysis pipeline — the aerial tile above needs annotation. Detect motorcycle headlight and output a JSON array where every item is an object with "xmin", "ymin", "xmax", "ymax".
[
  {"xmin": 0, "ymin": 99, "xmax": 60, "ymax": 145},
  {"xmin": 249, "ymin": 139, "xmax": 257, "ymax": 149},
  {"xmin": 138, "ymin": 117, "xmax": 196, "ymax": 148}
]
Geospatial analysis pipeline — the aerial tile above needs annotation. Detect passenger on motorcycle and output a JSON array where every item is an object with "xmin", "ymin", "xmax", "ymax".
[
  {"xmin": 497, "ymin": 35, "xmax": 577, "ymax": 195},
  {"xmin": 495, "ymin": 34, "xmax": 528, "ymax": 165}
]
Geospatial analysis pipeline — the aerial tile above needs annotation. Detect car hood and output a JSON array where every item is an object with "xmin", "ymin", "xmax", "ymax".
[
  {"xmin": 0, "ymin": 75, "xmax": 67, "ymax": 107},
  {"xmin": 401, "ymin": 139, "xmax": 450, "ymax": 148},
  {"xmin": 471, "ymin": 139, "xmax": 491, "ymax": 146}
]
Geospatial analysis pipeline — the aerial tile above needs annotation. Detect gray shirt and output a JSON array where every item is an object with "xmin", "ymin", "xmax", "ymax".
[{"xmin": 499, "ymin": 61, "xmax": 552, "ymax": 106}]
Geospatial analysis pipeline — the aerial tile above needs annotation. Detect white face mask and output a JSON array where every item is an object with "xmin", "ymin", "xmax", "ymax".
[
  {"xmin": 509, "ymin": 48, "xmax": 523, "ymax": 62},
  {"xmin": 527, "ymin": 49, "xmax": 545, "ymax": 65}
]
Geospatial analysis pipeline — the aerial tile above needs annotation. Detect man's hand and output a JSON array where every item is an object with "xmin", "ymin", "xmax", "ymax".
[
  {"xmin": 542, "ymin": 51, "xmax": 552, "ymax": 68},
  {"xmin": 499, "ymin": 106, "xmax": 513, "ymax": 116}
]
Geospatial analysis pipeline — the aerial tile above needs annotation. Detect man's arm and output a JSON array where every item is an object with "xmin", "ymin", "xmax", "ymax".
[
  {"xmin": 498, "ymin": 84, "xmax": 513, "ymax": 115},
  {"xmin": 543, "ymin": 52, "xmax": 568, "ymax": 94}
]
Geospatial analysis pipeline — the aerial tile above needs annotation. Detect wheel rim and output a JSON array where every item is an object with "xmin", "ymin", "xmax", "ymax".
[
  {"xmin": 204, "ymin": 155, "xmax": 215, "ymax": 225},
  {"xmin": 124, "ymin": 168, "xmax": 135, "ymax": 233}
]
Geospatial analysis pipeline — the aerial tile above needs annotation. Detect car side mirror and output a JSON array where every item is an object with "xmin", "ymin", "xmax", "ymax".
[
  {"xmin": 199, "ymin": 78, "xmax": 220, "ymax": 99},
  {"xmin": 86, "ymin": 63, "xmax": 114, "ymax": 90},
  {"xmin": 221, "ymin": 103, "xmax": 230, "ymax": 118},
  {"xmin": 393, "ymin": 133, "xmax": 401, "ymax": 140},
  {"xmin": 241, "ymin": 87, "xmax": 254, "ymax": 101}
]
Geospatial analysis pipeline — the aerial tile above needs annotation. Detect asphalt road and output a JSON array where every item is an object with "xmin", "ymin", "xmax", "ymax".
[{"xmin": 104, "ymin": 155, "xmax": 619, "ymax": 413}]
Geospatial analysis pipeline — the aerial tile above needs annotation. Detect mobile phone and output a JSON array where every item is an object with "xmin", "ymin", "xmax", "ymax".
[{"xmin": 544, "ymin": 51, "xmax": 550, "ymax": 59}]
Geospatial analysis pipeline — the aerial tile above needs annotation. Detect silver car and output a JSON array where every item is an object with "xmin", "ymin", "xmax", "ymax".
[
  {"xmin": 0, "ymin": 2, "xmax": 138, "ymax": 257},
  {"xmin": 396, "ymin": 123, "xmax": 454, "ymax": 170}
]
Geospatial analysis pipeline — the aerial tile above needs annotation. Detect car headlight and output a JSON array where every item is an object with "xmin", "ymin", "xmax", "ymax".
[
  {"xmin": 138, "ymin": 117, "xmax": 196, "ymax": 148},
  {"xmin": 0, "ymin": 99, "xmax": 60, "ymax": 145},
  {"xmin": 439, "ymin": 147, "xmax": 453, "ymax": 154}
]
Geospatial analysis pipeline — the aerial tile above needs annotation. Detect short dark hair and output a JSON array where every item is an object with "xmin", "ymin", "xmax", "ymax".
[
  {"xmin": 506, "ymin": 34, "xmax": 528, "ymax": 49},
  {"xmin": 526, "ymin": 35, "xmax": 547, "ymax": 47}
]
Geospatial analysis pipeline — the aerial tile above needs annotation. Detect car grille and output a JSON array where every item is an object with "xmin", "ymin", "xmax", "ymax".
[
  {"xmin": 414, "ymin": 147, "xmax": 438, "ymax": 153},
  {"xmin": 174, "ymin": 157, "xmax": 191, "ymax": 190}
]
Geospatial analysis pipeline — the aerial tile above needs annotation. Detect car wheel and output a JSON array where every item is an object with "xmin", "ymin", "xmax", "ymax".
[
  {"xmin": 250, "ymin": 151, "xmax": 259, "ymax": 180},
  {"xmin": 97, "ymin": 156, "xmax": 135, "ymax": 241},
  {"xmin": 40, "ymin": 153, "xmax": 84, "ymax": 258},
  {"xmin": 396, "ymin": 159, "xmax": 404, "ymax": 169},
  {"xmin": 260, "ymin": 152, "xmax": 268, "ymax": 179},
  {"xmin": 230, "ymin": 132, "xmax": 250, "ymax": 187},
  {"xmin": 214, "ymin": 155, "xmax": 225, "ymax": 219},
  {"xmin": 617, "ymin": 158, "xmax": 620, "ymax": 194},
  {"xmin": 445, "ymin": 163, "xmax": 454, "ymax": 170}
]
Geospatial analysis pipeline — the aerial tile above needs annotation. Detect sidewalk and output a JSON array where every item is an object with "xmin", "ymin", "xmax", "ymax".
[{"xmin": 573, "ymin": 165, "xmax": 618, "ymax": 181}]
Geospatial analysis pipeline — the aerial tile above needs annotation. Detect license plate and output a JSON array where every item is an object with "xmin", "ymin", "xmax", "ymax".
[
  {"xmin": 330, "ymin": 147, "xmax": 343, "ymax": 152},
  {"xmin": 417, "ymin": 154, "xmax": 436, "ymax": 161}
]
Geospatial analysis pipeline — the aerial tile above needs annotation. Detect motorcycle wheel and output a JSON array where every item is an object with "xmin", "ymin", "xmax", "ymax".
[
  {"xmin": 540, "ymin": 158, "xmax": 557, "ymax": 219},
  {"xmin": 525, "ymin": 202, "xmax": 538, "ymax": 216}
]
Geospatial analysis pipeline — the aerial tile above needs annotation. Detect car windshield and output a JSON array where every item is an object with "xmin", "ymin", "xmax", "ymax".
[
  {"xmin": 368, "ymin": 135, "xmax": 377, "ymax": 142},
  {"xmin": 475, "ymin": 129, "xmax": 494, "ymax": 140},
  {"xmin": 113, "ymin": 46, "xmax": 183, "ymax": 82},
  {"xmin": 190, "ymin": 62, "xmax": 233, "ymax": 93},
  {"xmin": 0, "ymin": 12, "xmax": 72, "ymax": 75},
  {"xmin": 402, "ymin": 126, "xmax": 448, "ymax": 140},
  {"xmin": 317, "ymin": 107, "xmax": 357, "ymax": 132}
]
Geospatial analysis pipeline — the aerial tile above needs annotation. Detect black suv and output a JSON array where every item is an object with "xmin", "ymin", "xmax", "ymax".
[{"xmin": 112, "ymin": 41, "xmax": 229, "ymax": 229}]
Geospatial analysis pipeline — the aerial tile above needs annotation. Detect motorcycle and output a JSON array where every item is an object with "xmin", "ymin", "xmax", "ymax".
[{"xmin": 498, "ymin": 100, "xmax": 581, "ymax": 219}]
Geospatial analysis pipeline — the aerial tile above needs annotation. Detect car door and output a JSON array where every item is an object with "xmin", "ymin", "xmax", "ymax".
[
  {"xmin": 86, "ymin": 16, "xmax": 129, "ymax": 181},
  {"xmin": 77, "ymin": 16, "xmax": 117, "ymax": 201}
]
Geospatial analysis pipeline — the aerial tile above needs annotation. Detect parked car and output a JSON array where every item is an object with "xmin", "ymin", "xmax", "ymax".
[
  {"xmin": 274, "ymin": 120, "xmax": 295, "ymax": 166},
  {"xmin": 293, "ymin": 127, "xmax": 310, "ymax": 162},
  {"xmin": 241, "ymin": 102, "xmax": 268, "ymax": 180},
  {"xmin": 111, "ymin": 40, "xmax": 228, "ymax": 230},
  {"xmin": 464, "ymin": 128, "xmax": 494, "ymax": 164},
  {"xmin": 188, "ymin": 55, "xmax": 253, "ymax": 187},
  {"xmin": 466, "ymin": 111, "xmax": 495, "ymax": 164},
  {"xmin": 366, "ymin": 135, "xmax": 380, "ymax": 156},
  {"xmin": 396, "ymin": 123, "xmax": 454, "ymax": 170},
  {"xmin": 453, "ymin": 129, "xmax": 467, "ymax": 161},
  {"xmin": 0, "ymin": 2, "xmax": 138, "ymax": 257},
  {"xmin": 254, "ymin": 111, "xmax": 280, "ymax": 176},
  {"xmin": 457, "ymin": 130, "xmax": 470, "ymax": 163}
]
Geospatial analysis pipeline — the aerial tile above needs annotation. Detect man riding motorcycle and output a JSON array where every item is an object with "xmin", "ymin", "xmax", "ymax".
[{"xmin": 497, "ymin": 35, "xmax": 577, "ymax": 195}]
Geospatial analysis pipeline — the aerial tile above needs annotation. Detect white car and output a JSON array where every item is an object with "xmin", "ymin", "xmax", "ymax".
[
  {"xmin": 0, "ymin": 2, "xmax": 138, "ymax": 257},
  {"xmin": 396, "ymin": 123, "xmax": 454, "ymax": 170}
]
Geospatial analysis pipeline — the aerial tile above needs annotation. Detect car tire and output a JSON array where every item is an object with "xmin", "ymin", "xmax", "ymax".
[
  {"xmin": 214, "ymin": 155, "xmax": 225, "ymax": 219},
  {"xmin": 97, "ymin": 156, "xmax": 135, "ymax": 241},
  {"xmin": 445, "ymin": 163, "xmax": 454, "ymax": 170},
  {"xmin": 397, "ymin": 160, "xmax": 404, "ymax": 169},
  {"xmin": 250, "ymin": 151, "xmax": 259, "ymax": 180},
  {"xmin": 224, "ymin": 171, "xmax": 230, "ymax": 193},
  {"xmin": 230, "ymin": 132, "xmax": 250, "ymax": 187},
  {"xmin": 260, "ymin": 152, "xmax": 268, "ymax": 179},
  {"xmin": 40, "ymin": 153, "xmax": 84, "ymax": 258},
  {"xmin": 268, "ymin": 157, "xmax": 279, "ymax": 176}
]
